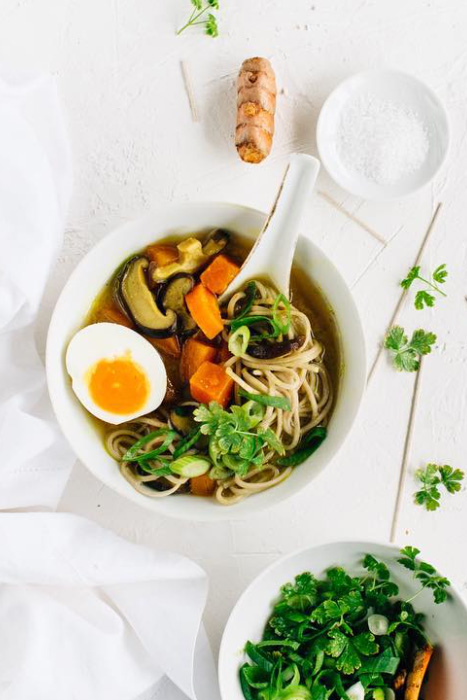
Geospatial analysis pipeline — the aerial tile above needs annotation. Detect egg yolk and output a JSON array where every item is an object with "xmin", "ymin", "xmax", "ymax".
[{"xmin": 87, "ymin": 356, "xmax": 149, "ymax": 415}]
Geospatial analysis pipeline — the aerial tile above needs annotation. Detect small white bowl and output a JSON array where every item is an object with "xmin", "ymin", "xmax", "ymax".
[
  {"xmin": 46, "ymin": 203, "xmax": 366, "ymax": 522},
  {"xmin": 317, "ymin": 69, "xmax": 449, "ymax": 200},
  {"xmin": 219, "ymin": 540, "xmax": 467, "ymax": 700}
]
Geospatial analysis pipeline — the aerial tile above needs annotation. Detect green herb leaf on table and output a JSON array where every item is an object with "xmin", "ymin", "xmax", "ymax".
[
  {"xmin": 398, "ymin": 546, "xmax": 451, "ymax": 604},
  {"xmin": 384, "ymin": 326, "xmax": 436, "ymax": 372},
  {"xmin": 177, "ymin": 0, "xmax": 219, "ymax": 37},
  {"xmin": 414, "ymin": 463, "xmax": 464, "ymax": 511},
  {"xmin": 401, "ymin": 263, "xmax": 448, "ymax": 309}
]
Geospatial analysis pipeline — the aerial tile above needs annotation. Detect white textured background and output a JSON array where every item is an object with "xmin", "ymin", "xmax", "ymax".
[{"xmin": 2, "ymin": 0, "xmax": 467, "ymax": 653}]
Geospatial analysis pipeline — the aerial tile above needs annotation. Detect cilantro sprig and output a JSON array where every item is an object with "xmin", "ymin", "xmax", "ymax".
[
  {"xmin": 193, "ymin": 400, "xmax": 284, "ymax": 477},
  {"xmin": 414, "ymin": 463, "xmax": 464, "ymax": 511},
  {"xmin": 401, "ymin": 263, "xmax": 448, "ymax": 310},
  {"xmin": 384, "ymin": 326, "xmax": 436, "ymax": 372},
  {"xmin": 398, "ymin": 546, "xmax": 451, "ymax": 604},
  {"xmin": 240, "ymin": 547, "xmax": 449, "ymax": 700},
  {"xmin": 177, "ymin": 0, "xmax": 219, "ymax": 37}
]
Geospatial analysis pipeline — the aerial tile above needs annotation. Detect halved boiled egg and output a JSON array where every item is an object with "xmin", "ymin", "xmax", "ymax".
[{"xmin": 66, "ymin": 323, "xmax": 167, "ymax": 425}]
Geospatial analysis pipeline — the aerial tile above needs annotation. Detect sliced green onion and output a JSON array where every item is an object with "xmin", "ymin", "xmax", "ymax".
[
  {"xmin": 239, "ymin": 389, "xmax": 291, "ymax": 411},
  {"xmin": 228, "ymin": 325, "xmax": 251, "ymax": 357},
  {"xmin": 241, "ymin": 399, "xmax": 265, "ymax": 427},
  {"xmin": 245, "ymin": 642, "xmax": 274, "ymax": 672},
  {"xmin": 234, "ymin": 281, "xmax": 258, "ymax": 319},
  {"xmin": 276, "ymin": 427, "xmax": 327, "ymax": 467},
  {"xmin": 368, "ymin": 614, "xmax": 389, "ymax": 636},
  {"xmin": 230, "ymin": 314, "xmax": 278, "ymax": 335},
  {"xmin": 239, "ymin": 665, "xmax": 259, "ymax": 700},
  {"xmin": 170, "ymin": 455, "xmax": 210, "ymax": 477},
  {"xmin": 121, "ymin": 430, "xmax": 173, "ymax": 462},
  {"xmin": 209, "ymin": 465, "xmax": 231, "ymax": 480},
  {"xmin": 172, "ymin": 428, "xmax": 202, "ymax": 460},
  {"xmin": 137, "ymin": 462, "xmax": 172, "ymax": 477},
  {"xmin": 273, "ymin": 293, "xmax": 291, "ymax": 335},
  {"xmin": 126, "ymin": 430, "xmax": 178, "ymax": 463}
]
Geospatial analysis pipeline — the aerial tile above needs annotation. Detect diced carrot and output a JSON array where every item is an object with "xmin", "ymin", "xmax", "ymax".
[
  {"xmin": 185, "ymin": 284, "xmax": 224, "ymax": 340},
  {"xmin": 145, "ymin": 244, "xmax": 178, "ymax": 267},
  {"xmin": 190, "ymin": 473, "xmax": 216, "ymax": 497},
  {"xmin": 146, "ymin": 335, "xmax": 181, "ymax": 358},
  {"xmin": 200, "ymin": 254, "xmax": 240, "ymax": 295},
  {"xmin": 95, "ymin": 305, "xmax": 133, "ymax": 328},
  {"xmin": 181, "ymin": 337, "xmax": 217, "ymax": 381},
  {"xmin": 217, "ymin": 341, "xmax": 231, "ymax": 365},
  {"xmin": 189, "ymin": 361, "xmax": 234, "ymax": 408}
]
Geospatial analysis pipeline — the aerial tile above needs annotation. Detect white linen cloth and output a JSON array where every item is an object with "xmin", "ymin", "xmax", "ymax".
[
  {"xmin": 0, "ymin": 69, "xmax": 219, "ymax": 700},
  {"xmin": 0, "ymin": 67, "xmax": 74, "ymax": 508},
  {"xmin": 0, "ymin": 512, "xmax": 218, "ymax": 700}
]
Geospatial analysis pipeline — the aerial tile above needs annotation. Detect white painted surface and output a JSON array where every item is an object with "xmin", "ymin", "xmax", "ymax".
[{"xmin": 2, "ymin": 0, "xmax": 467, "ymax": 656}]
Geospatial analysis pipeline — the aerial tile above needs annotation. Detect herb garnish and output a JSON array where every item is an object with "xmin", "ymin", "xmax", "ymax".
[
  {"xmin": 193, "ymin": 401, "xmax": 284, "ymax": 477},
  {"xmin": 384, "ymin": 326, "xmax": 436, "ymax": 372},
  {"xmin": 401, "ymin": 263, "xmax": 448, "ymax": 309},
  {"xmin": 177, "ymin": 0, "xmax": 219, "ymax": 37},
  {"xmin": 414, "ymin": 463, "xmax": 464, "ymax": 511},
  {"xmin": 397, "ymin": 546, "xmax": 451, "ymax": 604},
  {"xmin": 240, "ymin": 548, "xmax": 449, "ymax": 700}
]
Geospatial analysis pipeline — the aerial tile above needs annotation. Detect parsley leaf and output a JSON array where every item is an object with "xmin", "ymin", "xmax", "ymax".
[
  {"xmin": 414, "ymin": 463, "xmax": 464, "ymax": 511},
  {"xmin": 193, "ymin": 401, "xmax": 285, "ymax": 476},
  {"xmin": 398, "ymin": 546, "xmax": 451, "ymax": 604},
  {"xmin": 384, "ymin": 326, "xmax": 436, "ymax": 372},
  {"xmin": 400, "ymin": 263, "xmax": 448, "ymax": 309},
  {"xmin": 326, "ymin": 630, "xmax": 379, "ymax": 675},
  {"xmin": 177, "ymin": 0, "xmax": 219, "ymax": 37}
]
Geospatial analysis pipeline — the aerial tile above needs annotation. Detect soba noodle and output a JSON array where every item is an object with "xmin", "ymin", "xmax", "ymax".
[{"xmin": 106, "ymin": 280, "xmax": 333, "ymax": 505}]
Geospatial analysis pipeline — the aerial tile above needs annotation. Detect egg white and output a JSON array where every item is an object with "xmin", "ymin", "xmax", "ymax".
[{"xmin": 66, "ymin": 322, "xmax": 167, "ymax": 425}]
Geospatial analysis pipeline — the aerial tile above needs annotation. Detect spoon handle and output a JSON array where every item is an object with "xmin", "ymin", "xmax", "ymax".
[{"xmin": 222, "ymin": 154, "xmax": 320, "ymax": 300}]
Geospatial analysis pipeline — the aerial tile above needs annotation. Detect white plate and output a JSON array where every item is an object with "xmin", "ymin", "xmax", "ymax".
[
  {"xmin": 317, "ymin": 70, "xmax": 449, "ymax": 200},
  {"xmin": 219, "ymin": 540, "xmax": 467, "ymax": 700},
  {"xmin": 46, "ymin": 202, "xmax": 366, "ymax": 522}
]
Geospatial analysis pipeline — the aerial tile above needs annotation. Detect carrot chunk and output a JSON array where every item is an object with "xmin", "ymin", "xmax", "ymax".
[
  {"xmin": 181, "ymin": 337, "xmax": 217, "ymax": 381},
  {"xmin": 146, "ymin": 335, "xmax": 181, "ymax": 358},
  {"xmin": 189, "ymin": 361, "xmax": 234, "ymax": 407},
  {"xmin": 200, "ymin": 254, "xmax": 240, "ymax": 295},
  {"xmin": 185, "ymin": 284, "xmax": 224, "ymax": 340},
  {"xmin": 145, "ymin": 244, "xmax": 178, "ymax": 267},
  {"xmin": 190, "ymin": 473, "xmax": 216, "ymax": 497},
  {"xmin": 95, "ymin": 305, "xmax": 133, "ymax": 328}
]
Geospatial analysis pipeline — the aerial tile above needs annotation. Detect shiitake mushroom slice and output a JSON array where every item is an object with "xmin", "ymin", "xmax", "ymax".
[
  {"xmin": 202, "ymin": 228, "xmax": 230, "ymax": 256},
  {"xmin": 247, "ymin": 337, "xmax": 303, "ymax": 359},
  {"xmin": 119, "ymin": 257, "xmax": 177, "ymax": 338},
  {"xmin": 158, "ymin": 273, "xmax": 197, "ymax": 336}
]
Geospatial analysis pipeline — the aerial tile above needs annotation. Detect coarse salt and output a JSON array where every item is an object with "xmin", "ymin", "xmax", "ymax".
[{"xmin": 336, "ymin": 94, "xmax": 429, "ymax": 185}]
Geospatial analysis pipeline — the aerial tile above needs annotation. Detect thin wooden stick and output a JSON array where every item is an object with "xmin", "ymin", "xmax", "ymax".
[
  {"xmin": 318, "ymin": 190, "xmax": 387, "ymax": 245},
  {"xmin": 180, "ymin": 60, "xmax": 200, "ymax": 122},
  {"xmin": 367, "ymin": 202, "xmax": 443, "ymax": 383},
  {"xmin": 390, "ymin": 359, "xmax": 425, "ymax": 542}
]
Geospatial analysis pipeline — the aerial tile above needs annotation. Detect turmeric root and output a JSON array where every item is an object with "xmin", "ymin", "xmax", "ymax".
[
  {"xmin": 236, "ymin": 57, "xmax": 276, "ymax": 164},
  {"xmin": 404, "ymin": 645, "xmax": 433, "ymax": 700}
]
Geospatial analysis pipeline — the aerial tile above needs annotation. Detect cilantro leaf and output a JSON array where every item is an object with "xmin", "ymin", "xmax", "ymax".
[
  {"xmin": 432, "ymin": 263, "xmax": 448, "ymax": 284},
  {"xmin": 414, "ymin": 290, "xmax": 435, "ymax": 310},
  {"xmin": 326, "ymin": 630, "xmax": 378, "ymax": 675},
  {"xmin": 414, "ymin": 463, "xmax": 464, "ymax": 511},
  {"xmin": 397, "ymin": 546, "xmax": 451, "ymax": 604},
  {"xmin": 177, "ymin": 0, "xmax": 220, "ymax": 37},
  {"xmin": 384, "ymin": 326, "xmax": 436, "ymax": 372},
  {"xmin": 400, "ymin": 263, "xmax": 448, "ymax": 309}
]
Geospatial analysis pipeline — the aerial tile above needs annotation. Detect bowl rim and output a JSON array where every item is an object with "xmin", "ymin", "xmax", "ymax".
[
  {"xmin": 316, "ymin": 68, "xmax": 450, "ymax": 201},
  {"xmin": 218, "ymin": 537, "xmax": 467, "ymax": 700},
  {"xmin": 46, "ymin": 201, "xmax": 367, "ymax": 521}
]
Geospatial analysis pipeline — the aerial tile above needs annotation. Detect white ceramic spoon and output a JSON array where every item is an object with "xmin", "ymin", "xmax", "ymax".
[{"xmin": 220, "ymin": 153, "xmax": 320, "ymax": 302}]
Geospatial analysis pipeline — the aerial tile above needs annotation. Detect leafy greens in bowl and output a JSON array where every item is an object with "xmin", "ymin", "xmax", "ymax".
[{"xmin": 218, "ymin": 541, "xmax": 467, "ymax": 700}]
